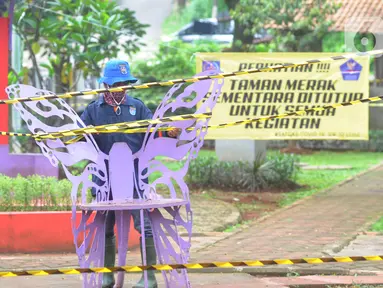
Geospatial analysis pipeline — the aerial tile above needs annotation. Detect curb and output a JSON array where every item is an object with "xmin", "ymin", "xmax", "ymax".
[
  {"xmin": 212, "ymin": 199, "xmax": 242, "ymax": 233},
  {"xmin": 187, "ymin": 266, "xmax": 352, "ymax": 276},
  {"xmin": 187, "ymin": 268, "xmax": 383, "ymax": 280},
  {"xmin": 186, "ymin": 266, "xmax": 383, "ymax": 276}
]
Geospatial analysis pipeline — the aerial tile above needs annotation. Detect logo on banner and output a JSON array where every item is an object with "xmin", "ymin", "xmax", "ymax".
[
  {"xmin": 340, "ymin": 58, "xmax": 362, "ymax": 81},
  {"xmin": 202, "ymin": 61, "xmax": 220, "ymax": 72}
]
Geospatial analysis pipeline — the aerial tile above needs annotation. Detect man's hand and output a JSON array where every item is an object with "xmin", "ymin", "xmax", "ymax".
[{"xmin": 167, "ymin": 128, "xmax": 181, "ymax": 138}]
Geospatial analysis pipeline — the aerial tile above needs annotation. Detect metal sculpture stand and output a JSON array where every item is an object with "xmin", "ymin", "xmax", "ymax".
[
  {"xmin": 6, "ymin": 69, "xmax": 224, "ymax": 288},
  {"xmin": 78, "ymin": 142, "xmax": 193, "ymax": 288}
]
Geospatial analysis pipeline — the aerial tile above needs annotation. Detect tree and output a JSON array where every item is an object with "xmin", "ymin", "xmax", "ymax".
[
  {"xmin": 12, "ymin": 0, "xmax": 149, "ymax": 93},
  {"xmin": 227, "ymin": 0, "xmax": 341, "ymax": 52},
  {"xmin": 224, "ymin": 0, "xmax": 254, "ymax": 52},
  {"xmin": 177, "ymin": 0, "xmax": 187, "ymax": 10},
  {"xmin": 132, "ymin": 40, "xmax": 224, "ymax": 113}
]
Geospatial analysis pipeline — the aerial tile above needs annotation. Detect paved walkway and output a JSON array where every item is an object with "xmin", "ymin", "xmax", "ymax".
[
  {"xmin": 2, "ymin": 163, "xmax": 383, "ymax": 287},
  {"xmin": 2, "ymin": 273, "xmax": 383, "ymax": 288},
  {"xmin": 194, "ymin": 164, "xmax": 383, "ymax": 261}
]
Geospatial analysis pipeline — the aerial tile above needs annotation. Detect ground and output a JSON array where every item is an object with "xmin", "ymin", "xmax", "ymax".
[
  {"xmin": 193, "ymin": 190, "xmax": 281, "ymax": 223},
  {"xmin": 2, "ymin": 152, "xmax": 383, "ymax": 287},
  {"xmin": 189, "ymin": 149, "xmax": 383, "ymax": 230}
]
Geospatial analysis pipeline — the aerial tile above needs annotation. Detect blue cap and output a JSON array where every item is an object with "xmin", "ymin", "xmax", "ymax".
[{"xmin": 98, "ymin": 59, "xmax": 138, "ymax": 85}]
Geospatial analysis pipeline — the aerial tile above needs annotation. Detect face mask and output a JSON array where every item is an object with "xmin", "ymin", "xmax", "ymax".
[
  {"xmin": 103, "ymin": 83, "xmax": 127, "ymax": 115},
  {"xmin": 104, "ymin": 90, "xmax": 126, "ymax": 106}
]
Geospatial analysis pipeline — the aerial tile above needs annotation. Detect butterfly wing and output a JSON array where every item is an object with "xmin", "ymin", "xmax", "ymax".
[
  {"xmin": 135, "ymin": 69, "xmax": 224, "ymax": 199},
  {"xmin": 132, "ymin": 69, "xmax": 224, "ymax": 288},
  {"xmin": 5, "ymin": 84, "xmax": 109, "ymax": 201},
  {"xmin": 5, "ymin": 84, "xmax": 109, "ymax": 287}
]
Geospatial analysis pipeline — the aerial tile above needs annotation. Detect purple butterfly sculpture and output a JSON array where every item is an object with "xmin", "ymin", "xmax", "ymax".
[{"xmin": 5, "ymin": 69, "xmax": 224, "ymax": 288}]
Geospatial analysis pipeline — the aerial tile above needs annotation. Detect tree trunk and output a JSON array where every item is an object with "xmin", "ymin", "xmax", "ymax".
[
  {"xmin": 287, "ymin": 140, "xmax": 300, "ymax": 149},
  {"xmin": 54, "ymin": 70, "xmax": 66, "ymax": 93},
  {"xmin": 311, "ymin": 38, "xmax": 323, "ymax": 52},
  {"xmin": 224, "ymin": 0, "xmax": 254, "ymax": 52},
  {"xmin": 231, "ymin": 20, "xmax": 254, "ymax": 51},
  {"xmin": 177, "ymin": 0, "xmax": 186, "ymax": 10}
]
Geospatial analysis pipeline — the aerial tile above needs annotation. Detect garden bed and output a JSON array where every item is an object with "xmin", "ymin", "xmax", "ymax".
[{"xmin": 0, "ymin": 211, "xmax": 140, "ymax": 253}]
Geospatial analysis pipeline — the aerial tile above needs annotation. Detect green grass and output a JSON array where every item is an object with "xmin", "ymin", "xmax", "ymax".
[
  {"xmin": 277, "ymin": 151, "xmax": 383, "ymax": 207},
  {"xmin": 223, "ymin": 220, "xmax": 251, "ymax": 232},
  {"xmin": 150, "ymin": 149, "xmax": 383, "ymax": 209},
  {"xmin": 369, "ymin": 216, "xmax": 383, "ymax": 232}
]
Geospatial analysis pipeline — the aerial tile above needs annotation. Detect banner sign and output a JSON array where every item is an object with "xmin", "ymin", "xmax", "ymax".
[{"xmin": 196, "ymin": 53, "xmax": 369, "ymax": 140}]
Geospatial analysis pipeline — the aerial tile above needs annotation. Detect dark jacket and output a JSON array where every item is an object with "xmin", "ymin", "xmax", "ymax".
[{"xmin": 80, "ymin": 94, "xmax": 162, "ymax": 198}]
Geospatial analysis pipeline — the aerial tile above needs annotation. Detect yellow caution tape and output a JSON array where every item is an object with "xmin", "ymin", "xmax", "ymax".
[
  {"xmin": 1, "ymin": 49, "xmax": 382, "ymax": 105},
  {"xmin": 1, "ymin": 255, "xmax": 382, "ymax": 277},
  {"xmin": 63, "ymin": 78, "xmax": 383, "ymax": 110},
  {"xmin": 69, "ymin": 93, "xmax": 383, "ymax": 139},
  {"xmin": 0, "ymin": 112, "xmax": 212, "ymax": 140},
  {"xmin": 2, "ymin": 94, "xmax": 383, "ymax": 142}
]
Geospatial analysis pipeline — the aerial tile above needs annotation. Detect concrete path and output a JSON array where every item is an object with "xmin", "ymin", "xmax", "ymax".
[
  {"xmin": 0, "ymin": 273, "xmax": 258, "ymax": 288},
  {"xmin": 2, "ymin": 272, "xmax": 383, "ymax": 287},
  {"xmin": 193, "ymin": 164, "xmax": 383, "ymax": 269}
]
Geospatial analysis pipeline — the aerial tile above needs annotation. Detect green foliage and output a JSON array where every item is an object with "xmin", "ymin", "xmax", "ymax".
[
  {"xmin": 278, "ymin": 150, "xmax": 383, "ymax": 207},
  {"xmin": 186, "ymin": 152, "xmax": 300, "ymax": 192},
  {"xmin": 131, "ymin": 40, "xmax": 224, "ymax": 111},
  {"xmin": 13, "ymin": 0, "xmax": 148, "ymax": 92},
  {"xmin": 370, "ymin": 216, "xmax": 383, "ymax": 232},
  {"xmin": 268, "ymin": 152, "xmax": 300, "ymax": 186},
  {"xmin": 367, "ymin": 130, "xmax": 383, "ymax": 152},
  {"xmin": 346, "ymin": 130, "xmax": 383, "ymax": 152},
  {"xmin": 322, "ymin": 32, "xmax": 346, "ymax": 53},
  {"xmin": 0, "ymin": 174, "xmax": 73, "ymax": 211},
  {"xmin": 229, "ymin": 0, "xmax": 341, "ymax": 52}
]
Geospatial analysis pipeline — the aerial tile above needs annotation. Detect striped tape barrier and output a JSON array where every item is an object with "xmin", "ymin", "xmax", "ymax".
[
  {"xmin": 1, "ymin": 255, "xmax": 382, "ymax": 277},
  {"xmin": 1, "ymin": 49, "xmax": 382, "ymax": 105},
  {"xmin": 123, "ymin": 94, "xmax": 383, "ymax": 134},
  {"xmin": 2, "ymin": 95, "xmax": 383, "ymax": 141},
  {"xmin": 66, "ymin": 79, "xmax": 383, "ymax": 110},
  {"xmin": 64, "ymin": 94, "xmax": 383, "ymax": 142},
  {"xmin": 66, "ymin": 78, "xmax": 383, "ymax": 109},
  {"xmin": 0, "ymin": 113, "xmax": 212, "ymax": 140}
]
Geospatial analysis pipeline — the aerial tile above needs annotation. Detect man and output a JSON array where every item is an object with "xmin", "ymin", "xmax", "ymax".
[{"xmin": 81, "ymin": 59, "xmax": 179, "ymax": 288}]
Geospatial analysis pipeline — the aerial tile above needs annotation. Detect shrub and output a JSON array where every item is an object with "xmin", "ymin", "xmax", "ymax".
[
  {"xmin": 266, "ymin": 152, "xmax": 300, "ymax": 188},
  {"xmin": 0, "ymin": 174, "xmax": 73, "ymax": 211},
  {"xmin": 186, "ymin": 152, "xmax": 300, "ymax": 192}
]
